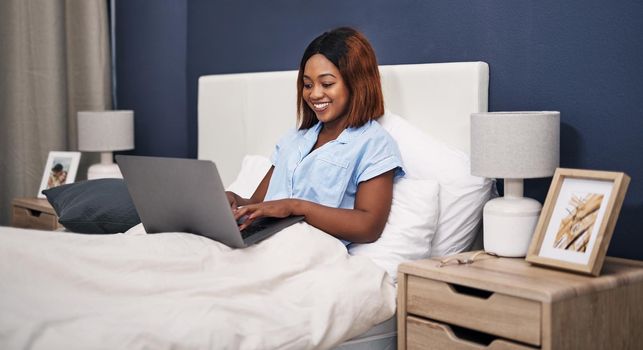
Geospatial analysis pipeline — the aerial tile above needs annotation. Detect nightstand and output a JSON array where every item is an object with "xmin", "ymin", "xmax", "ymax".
[
  {"xmin": 397, "ymin": 252, "xmax": 643, "ymax": 349},
  {"xmin": 11, "ymin": 197, "xmax": 62, "ymax": 230}
]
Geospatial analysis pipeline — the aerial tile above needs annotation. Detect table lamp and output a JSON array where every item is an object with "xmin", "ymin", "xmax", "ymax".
[
  {"xmin": 471, "ymin": 111, "xmax": 559, "ymax": 257},
  {"xmin": 78, "ymin": 110, "xmax": 134, "ymax": 179}
]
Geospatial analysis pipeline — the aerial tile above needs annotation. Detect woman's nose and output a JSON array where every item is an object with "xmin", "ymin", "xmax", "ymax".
[{"xmin": 310, "ymin": 85, "xmax": 324, "ymax": 99}]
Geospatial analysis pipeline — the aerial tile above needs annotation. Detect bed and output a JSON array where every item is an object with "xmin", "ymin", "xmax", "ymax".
[
  {"xmin": 197, "ymin": 61, "xmax": 491, "ymax": 349},
  {"xmin": 0, "ymin": 62, "xmax": 491, "ymax": 349}
]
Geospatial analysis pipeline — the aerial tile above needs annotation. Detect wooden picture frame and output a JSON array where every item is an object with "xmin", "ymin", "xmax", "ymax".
[
  {"xmin": 526, "ymin": 168, "xmax": 630, "ymax": 276},
  {"xmin": 37, "ymin": 151, "xmax": 81, "ymax": 198}
]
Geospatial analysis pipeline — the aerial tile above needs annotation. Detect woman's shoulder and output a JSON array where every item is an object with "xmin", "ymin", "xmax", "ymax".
[
  {"xmin": 343, "ymin": 120, "xmax": 402, "ymax": 160},
  {"xmin": 359, "ymin": 119, "xmax": 397, "ymax": 144}
]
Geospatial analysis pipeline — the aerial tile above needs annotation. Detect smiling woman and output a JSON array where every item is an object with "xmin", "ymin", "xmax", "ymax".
[{"xmin": 225, "ymin": 27, "xmax": 405, "ymax": 244}]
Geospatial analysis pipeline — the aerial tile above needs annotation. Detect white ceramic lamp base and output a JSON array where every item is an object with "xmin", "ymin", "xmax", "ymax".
[
  {"xmin": 483, "ymin": 179, "xmax": 542, "ymax": 257},
  {"xmin": 483, "ymin": 197, "xmax": 541, "ymax": 257},
  {"xmin": 87, "ymin": 152, "xmax": 123, "ymax": 180}
]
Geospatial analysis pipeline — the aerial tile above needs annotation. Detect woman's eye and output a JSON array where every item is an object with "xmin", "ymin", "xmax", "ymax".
[
  {"xmin": 303, "ymin": 83, "xmax": 313, "ymax": 89},
  {"xmin": 322, "ymin": 83, "xmax": 334, "ymax": 88}
]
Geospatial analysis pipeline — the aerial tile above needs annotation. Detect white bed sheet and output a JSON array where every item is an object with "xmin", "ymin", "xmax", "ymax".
[{"xmin": 0, "ymin": 224, "xmax": 395, "ymax": 350}]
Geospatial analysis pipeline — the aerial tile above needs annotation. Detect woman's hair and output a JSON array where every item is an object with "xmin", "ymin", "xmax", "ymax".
[
  {"xmin": 51, "ymin": 163, "xmax": 63, "ymax": 172},
  {"xmin": 297, "ymin": 27, "xmax": 384, "ymax": 129}
]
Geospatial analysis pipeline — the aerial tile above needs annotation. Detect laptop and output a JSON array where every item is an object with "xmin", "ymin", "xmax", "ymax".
[{"xmin": 116, "ymin": 155, "xmax": 304, "ymax": 248}]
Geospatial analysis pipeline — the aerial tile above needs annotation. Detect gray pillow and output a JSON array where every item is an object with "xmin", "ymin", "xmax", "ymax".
[{"xmin": 42, "ymin": 179, "xmax": 140, "ymax": 234}]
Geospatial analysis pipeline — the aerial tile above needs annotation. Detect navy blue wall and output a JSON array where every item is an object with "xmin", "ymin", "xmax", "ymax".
[
  {"xmin": 115, "ymin": 0, "xmax": 188, "ymax": 157},
  {"xmin": 117, "ymin": 0, "xmax": 643, "ymax": 260}
]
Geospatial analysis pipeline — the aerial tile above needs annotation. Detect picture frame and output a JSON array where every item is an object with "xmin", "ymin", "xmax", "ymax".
[
  {"xmin": 37, "ymin": 151, "xmax": 82, "ymax": 198},
  {"xmin": 526, "ymin": 168, "xmax": 630, "ymax": 276}
]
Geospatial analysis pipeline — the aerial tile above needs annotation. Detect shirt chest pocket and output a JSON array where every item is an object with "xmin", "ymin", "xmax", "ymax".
[{"xmin": 305, "ymin": 156, "xmax": 351, "ymax": 208}]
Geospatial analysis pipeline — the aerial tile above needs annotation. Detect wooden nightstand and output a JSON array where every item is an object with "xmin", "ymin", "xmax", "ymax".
[
  {"xmin": 11, "ymin": 197, "xmax": 62, "ymax": 230},
  {"xmin": 397, "ymin": 252, "xmax": 643, "ymax": 349}
]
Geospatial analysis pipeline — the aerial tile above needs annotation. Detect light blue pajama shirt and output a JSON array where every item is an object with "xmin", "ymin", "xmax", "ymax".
[{"xmin": 264, "ymin": 120, "xmax": 404, "ymax": 244}]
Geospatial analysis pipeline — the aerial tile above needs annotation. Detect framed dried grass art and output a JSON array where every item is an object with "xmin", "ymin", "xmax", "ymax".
[{"xmin": 526, "ymin": 168, "xmax": 630, "ymax": 276}]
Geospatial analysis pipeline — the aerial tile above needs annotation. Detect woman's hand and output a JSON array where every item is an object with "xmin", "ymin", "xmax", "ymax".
[
  {"xmin": 233, "ymin": 199, "xmax": 299, "ymax": 230},
  {"xmin": 225, "ymin": 191, "xmax": 243, "ymax": 210},
  {"xmin": 225, "ymin": 167, "xmax": 274, "ymax": 213}
]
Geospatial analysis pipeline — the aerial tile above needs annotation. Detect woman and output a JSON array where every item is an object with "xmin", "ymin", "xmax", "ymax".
[{"xmin": 227, "ymin": 27, "xmax": 404, "ymax": 244}]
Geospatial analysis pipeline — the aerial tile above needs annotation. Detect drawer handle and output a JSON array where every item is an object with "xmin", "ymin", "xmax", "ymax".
[
  {"xmin": 448, "ymin": 283, "xmax": 493, "ymax": 299},
  {"xmin": 28, "ymin": 209, "xmax": 44, "ymax": 218},
  {"xmin": 440, "ymin": 321, "xmax": 501, "ymax": 347}
]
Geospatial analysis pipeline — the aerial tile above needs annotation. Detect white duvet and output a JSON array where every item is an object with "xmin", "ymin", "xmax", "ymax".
[{"xmin": 0, "ymin": 223, "xmax": 396, "ymax": 350}]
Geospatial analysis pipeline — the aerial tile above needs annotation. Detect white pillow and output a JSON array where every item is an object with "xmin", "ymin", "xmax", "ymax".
[
  {"xmin": 348, "ymin": 177, "xmax": 440, "ymax": 282},
  {"xmin": 225, "ymin": 155, "xmax": 272, "ymax": 198},
  {"xmin": 378, "ymin": 110, "xmax": 493, "ymax": 257}
]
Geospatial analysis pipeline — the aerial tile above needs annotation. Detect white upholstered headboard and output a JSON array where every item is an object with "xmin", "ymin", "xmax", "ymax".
[{"xmin": 198, "ymin": 62, "xmax": 489, "ymax": 186}]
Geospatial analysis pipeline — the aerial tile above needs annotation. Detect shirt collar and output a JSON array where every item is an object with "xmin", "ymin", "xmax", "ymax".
[
  {"xmin": 298, "ymin": 122, "xmax": 323, "ymax": 157},
  {"xmin": 301, "ymin": 120, "xmax": 371, "ymax": 148},
  {"xmin": 303, "ymin": 122, "xmax": 323, "ymax": 142},
  {"xmin": 335, "ymin": 120, "xmax": 371, "ymax": 144}
]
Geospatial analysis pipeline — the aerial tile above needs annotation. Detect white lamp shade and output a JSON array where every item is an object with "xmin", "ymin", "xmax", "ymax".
[
  {"xmin": 78, "ymin": 110, "xmax": 134, "ymax": 152},
  {"xmin": 471, "ymin": 111, "xmax": 560, "ymax": 179}
]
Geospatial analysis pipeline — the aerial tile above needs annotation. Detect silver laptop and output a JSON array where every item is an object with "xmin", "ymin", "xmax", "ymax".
[{"xmin": 116, "ymin": 155, "xmax": 304, "ymax": 248}]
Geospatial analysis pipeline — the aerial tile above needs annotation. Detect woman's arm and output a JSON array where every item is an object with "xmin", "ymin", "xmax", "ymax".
[
  {"xmin": 234, "ymin": 169, "xmax": 395, "ymax": 243},
  {"xmin": 225, "ymin": 166, "xmax": 274, "ymax": 208}
]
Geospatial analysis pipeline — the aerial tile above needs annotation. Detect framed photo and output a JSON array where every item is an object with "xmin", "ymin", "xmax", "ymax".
[
  {"xmin": 526, "ymin": 168, "xmax": 630, "ymax": 276},
  {"xmin": 37, "ymin": 151, "xmax": 81, "ymax": 198}
]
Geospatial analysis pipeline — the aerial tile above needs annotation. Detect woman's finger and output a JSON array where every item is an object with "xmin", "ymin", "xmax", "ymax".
[
  {"xmin": 234, "ymin": 206, "xmax": 251, "ymax": 220},
  {"xmin": 239, "ymin": 212, "xmax": 261, "ymax": 230},
  {"xmin": 248, "ymin": 209, "xmax": 262, "ymax": 220},
  {"xmin": 246, "ymin": 207, "xmax": 265, "ymax": 221},
  {"xmin": 239, "ymin": 218, "xmax": 253, "ymax": 231}
]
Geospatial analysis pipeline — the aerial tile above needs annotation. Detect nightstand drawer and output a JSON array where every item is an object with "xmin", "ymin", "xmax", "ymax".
[
  {"xmin": 12, "ymin": 205, "xmax": 59, "ymax": 230},
  {"xmin": 407, "ymin": 316, "xmax": 538, "ymax": 350},
  {"xmin": 406, "ymin": 276, "xmax": 541, "ymax": 346}
]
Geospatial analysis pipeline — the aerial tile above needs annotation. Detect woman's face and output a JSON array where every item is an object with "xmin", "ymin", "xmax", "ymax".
[{"xmin": 302, "ymin": 54, "xmax": 350, "ymax": 127}]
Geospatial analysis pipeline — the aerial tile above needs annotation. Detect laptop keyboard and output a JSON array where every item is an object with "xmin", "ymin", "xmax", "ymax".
[{"xmin": 241, "ymin": 222, "xmax": 268, "ymax": 239}]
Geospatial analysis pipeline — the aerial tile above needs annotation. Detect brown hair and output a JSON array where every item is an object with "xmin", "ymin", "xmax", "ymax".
[{"xmin": 296, "ymin": 27, "xmax": 384, "ymax": 130}]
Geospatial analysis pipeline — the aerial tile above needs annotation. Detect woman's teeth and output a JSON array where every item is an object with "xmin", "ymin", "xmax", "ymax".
[{"xmin": 314, "ymin": 102, "xmax": 329, "ymax": 110}]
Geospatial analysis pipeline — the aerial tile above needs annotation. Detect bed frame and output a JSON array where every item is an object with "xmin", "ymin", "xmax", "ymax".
[{"xmin": 198, "ymin": 62, "xmax": 489, "ymax": 187}]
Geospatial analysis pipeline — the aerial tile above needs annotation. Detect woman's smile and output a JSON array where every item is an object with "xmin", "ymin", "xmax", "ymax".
[{"xmin": 312, "ymin": 102, "xmax": 330, "ymax": 111}]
